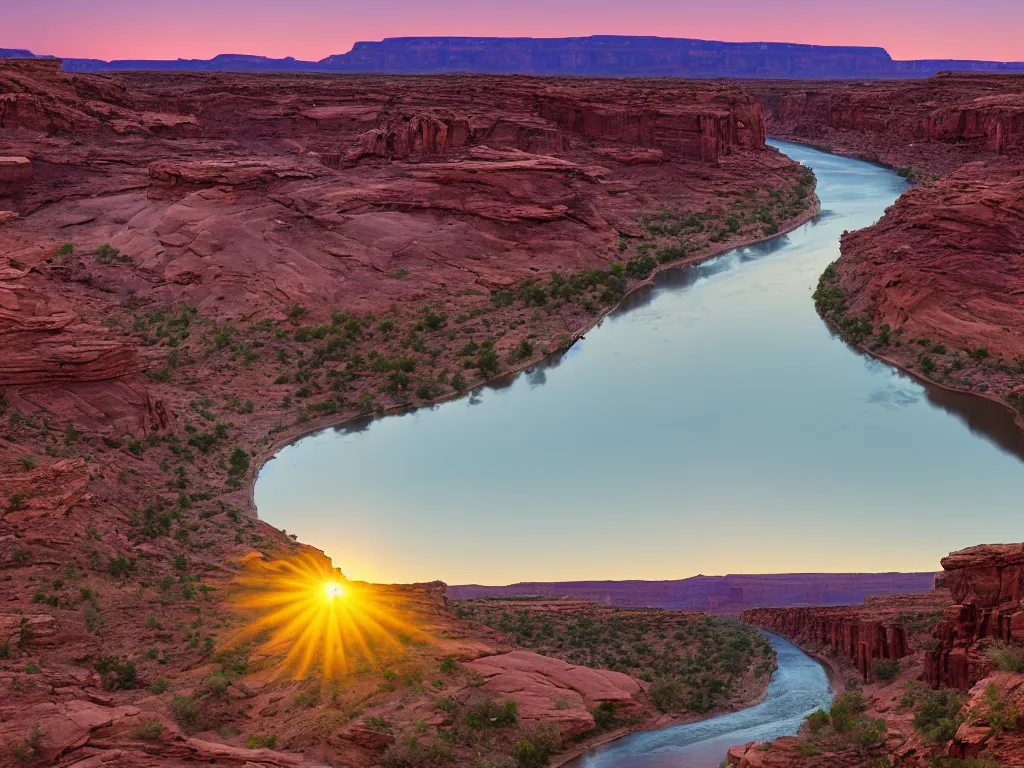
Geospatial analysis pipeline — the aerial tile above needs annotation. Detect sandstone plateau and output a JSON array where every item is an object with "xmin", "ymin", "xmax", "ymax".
[{"xmin": 0, "ymin": 57, "xmax": 823, "ymax": 766}]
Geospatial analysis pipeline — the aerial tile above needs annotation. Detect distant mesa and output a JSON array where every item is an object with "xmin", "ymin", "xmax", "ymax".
[
  {"xmin": 4, "ymin": 37, "xmax": 1024, "ymax": 79},
  {"xmin": 446, "ymin": 572, "xmax": 938, "ymax": 612}
]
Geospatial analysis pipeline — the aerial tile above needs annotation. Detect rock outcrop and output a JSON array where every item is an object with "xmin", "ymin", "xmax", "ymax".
[
  {"xmin": 743, "ymin": 591, "xmax": 948, "ymax": 682},
  {"xmin": 926, "ymin": 544, "xmax": 1024, "ymax": 690},
  {"xmin": 752, "ymin": 73, "xmax": 1024, "ymax": 174},
  {"xmin": 465, "ymin": 650, "xmax": 643, "ymax": 739}
]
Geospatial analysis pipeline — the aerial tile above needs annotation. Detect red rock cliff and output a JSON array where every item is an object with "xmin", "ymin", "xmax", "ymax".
[
  {"xmin": 743, "ymin": 591, "xmax": 948, "ymax": 682},
  {"xmin": 926, "ymin": 544, "xmax": 1024, "ymax": 690}
]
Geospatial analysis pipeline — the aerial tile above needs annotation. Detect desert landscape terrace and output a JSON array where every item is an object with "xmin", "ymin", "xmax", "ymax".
[{"xmin": 1, "ymin": 20, "xmax": 1024, "ymax": 768}]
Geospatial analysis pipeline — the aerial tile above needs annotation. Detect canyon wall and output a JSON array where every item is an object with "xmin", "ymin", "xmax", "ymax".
[
  {"xmin": 754, "ymin": 73, "xmax": 1024, "ymax": 422},
  {"xmin": 926, "ymin": 544, "xmax": 1024, "ymax": 690},
  {"xmin": 742, "ymin": 592, "xmax": 947, "ymax": 682},
  {"xmin": 753, "ymin": 73, "xmax": 1024, "ymax": 174},
  {"xmin": 448, "ymin": 572, "xmax": 938, "ymax": 612}
]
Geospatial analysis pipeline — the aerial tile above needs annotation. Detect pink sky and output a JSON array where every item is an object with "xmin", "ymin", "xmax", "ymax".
[{"xmin": 6, "ymin": 0, "xmax": 1023, "ymax": 62}]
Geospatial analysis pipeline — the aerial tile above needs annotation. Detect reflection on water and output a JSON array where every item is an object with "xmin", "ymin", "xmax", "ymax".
[
  {"xmin": 563, "ymin": 633, "xmax": 832, "ymax": 768},
  {"xmin": 255, "ymin": 140, "xmax": 1024, "ymax": 586}
]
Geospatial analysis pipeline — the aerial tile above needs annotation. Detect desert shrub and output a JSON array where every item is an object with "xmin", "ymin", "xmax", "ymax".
[
  {"xmin": 245, "ymin": 733, "xmax": 278, "ymax": 749},
  {"xmin": 928, "ymin": 760, "xmax": 1000, "ymax": 768},
  {"xmin": 365, "ymin": 716, "xmax": 393, "ymax": 733},
  {"xmin": 806, "ymin": 708, "xmax": 831, "ymax": 733},
  {"xmin": 131, "ymin": 719, "xmax": 165, "ymax": 740},
  {"xmin": 9, "ymin": 724, "xmax": 43, "ymax": 763},
  {"xmin": 592, "ymin": 701, "xmax": 619, "ymax": 730},
  {"xmin": 830, "ymin": 692, "xmax": 867, "ymax": 732},
  {"xmin": 912, "ymin": 689, "xmax": 966, "ymax": 742},
  {"xmin": 852, "ymin": 717, "xmax": 888, "ymax": 747},
  {"xmin": 985, "ymin": 641, "xmax": 1024, "ymax": 673},
  {"xmin": 624, "ymin": 255, "xmax": 657, "ymax": 280},
  {"xmin": 170, "ymin": 695, "xmax": 202, "ymax": 732},
  {"xmin": 381, "ymin": 737, "xmax": 455, "ymax": 767},
  {"xmin": 650, "ymin": 676, "xmax": 685, "ymax": 713},
  {"xmin": 872, "ymin": 658, "xmax": 901, "ymax": 682},
  {"xmin": 94, "ymin": 656, "xmax": 138, "ymax": 690},
  {"xmin": 511, "ymin": 725, "xmax": 562, "ymax": 768},
  {"xmin": 465, "ymin": 698, "xmax": 518, "ymax": 728}
]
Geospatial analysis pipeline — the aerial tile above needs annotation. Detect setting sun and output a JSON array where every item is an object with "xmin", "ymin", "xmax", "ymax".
[
  {"xmin": 324, "ymin": 581, "xmax": 346, "ymax": 599},
  {"xmin": 221, "ymin": 552, "xmax": 431, "ymax": 680}
]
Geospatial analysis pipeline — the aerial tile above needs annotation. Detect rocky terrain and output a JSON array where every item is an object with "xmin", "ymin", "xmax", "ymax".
[
  {"xmin": 748, "ymin": 74, "xmax": 1024, "ymax": 431},
  {"xmin": 0, "ymin": 58, "xmax": 823, "ymax": 766},
  {"xmin": 454, "ymin": 599, "xmax": 775, "ymax": 717},
  {"xmin": 735, "ymin": 544, "xmax": 1024, "ymax": 768}
]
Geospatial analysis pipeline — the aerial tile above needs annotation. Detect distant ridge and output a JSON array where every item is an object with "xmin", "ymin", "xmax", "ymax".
[
  {"xmin": 5, "ymin": 37, "xmax": 1024, "ymax": 79},
  {"xmin": 446, "ymin": 572, "xmax": 939, "ymax": 613}
]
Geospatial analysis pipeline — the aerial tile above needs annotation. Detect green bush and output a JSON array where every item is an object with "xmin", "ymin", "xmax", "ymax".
[
  {"xmin": 852, "ymin": 717, "xmax": 888, "ymax": 747},
  {"xmin": 170, "ymin": 694, "xmax": 202, "ymax": 732},
  {"xmin": 131, "ymin": 719, "xmax": 165, "ymax": 740},
  {"xmin": 511, "ymin": 725, "xmax": 562, "ymax": 768},
  {"xmin": 245, "ymin": 733, "xmax": 278, "ymax": 749},
  {"xmin": 871, "ymin": 658, "xmax": 901, "ymax": 682},
  {"xmin": 985, "ymin": 641, "xmax": 1024, "ymax": 673},
  {"xmin": 650, "ymin": 676, "xmax": 685, "ymax": 713},
  {"xmin": 465, "ymin": 698, "xmax": 518, "ymax": 728},
  {"xmin": 912, "ymin": 689, "xmax": 966, "ymax": 742},
  {"xmin": 830, "ymin": 692, "xmax": 867, "ymax": 732},
  {"xmin": 94, "ymin": 656, "xmax": 138, "ymax": 690},
  {"xmin": 806, "ymin": 708, "xmax": 831, "ymax": 732}
]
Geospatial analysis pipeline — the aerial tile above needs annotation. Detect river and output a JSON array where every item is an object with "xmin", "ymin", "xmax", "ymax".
[
  {"xmin": 562, "ymin": 632, "xmax": 832, "ymax": 768},
  {"xmin": 254, "ymin": 140, "xmax": 1024, "ymax": 586}
]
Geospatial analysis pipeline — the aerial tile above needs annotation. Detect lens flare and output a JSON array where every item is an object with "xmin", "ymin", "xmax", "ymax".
[{"xmin": 221, "ymin": 551, "xmax": 430, "ymax": 680}]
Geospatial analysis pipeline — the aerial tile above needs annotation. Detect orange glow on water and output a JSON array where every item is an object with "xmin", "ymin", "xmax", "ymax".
[{"xmin": 222, "ymin": 552, "xmax": 429, "ymax": 679}]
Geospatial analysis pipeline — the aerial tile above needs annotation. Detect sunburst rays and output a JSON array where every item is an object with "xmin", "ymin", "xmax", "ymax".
[{"xmin": 221, "ymin": 552, "xmax": 430, "ymax": 679}]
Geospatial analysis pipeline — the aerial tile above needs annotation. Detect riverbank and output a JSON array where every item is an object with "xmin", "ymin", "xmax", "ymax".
[{"xmin": 245, "ymin": 186, "xmax": 821, "ymax": 517}]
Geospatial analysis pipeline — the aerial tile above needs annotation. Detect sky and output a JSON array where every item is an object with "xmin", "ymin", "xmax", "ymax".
[{"xmin": 4, "ymin": 0, "xmax": 1024, "ymax": 63}]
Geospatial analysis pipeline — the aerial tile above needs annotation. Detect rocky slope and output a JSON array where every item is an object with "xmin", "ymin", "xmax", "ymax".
[{"xmin": 0, "ymin": 59, "xmax": 821, "ymax": 766}]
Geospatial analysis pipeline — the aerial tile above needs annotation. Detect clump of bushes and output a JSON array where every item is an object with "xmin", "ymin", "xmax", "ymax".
[
  {"xmin": 871, "ymin": 658, "xmax": 901, "ymax": 682},
  {"xmin": 985, "ymin": 641, "xmax": 1024, "ymax": 673}
]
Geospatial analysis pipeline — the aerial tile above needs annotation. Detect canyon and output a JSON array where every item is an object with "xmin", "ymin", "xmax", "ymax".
[
  {"xmin": 0, "ymin": 57, "xmax": 822, "ymax": 766},
  {"xmin": 3, "ymin": 50, "xmax": 1024, "ymax": 768},
  {"xmin": 735, "ymin": 544, "xmax": 1024, "ymax": 768},
  {"xmin": 750, "ymin": 73, "xmax": 1024, "ymax": 433}
]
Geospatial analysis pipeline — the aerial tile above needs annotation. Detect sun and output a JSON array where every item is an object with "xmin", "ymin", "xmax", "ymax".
[
  {"xmin": 220, "ymin": 552, "xmax": 430, "ymax": 680},
  {"xmin": 324, "ymin": 581, "xmax": 346, "ymax": 600}
]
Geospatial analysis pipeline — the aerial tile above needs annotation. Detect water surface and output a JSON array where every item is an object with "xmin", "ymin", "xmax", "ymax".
[
  {"xmin": 255, "ymin": 141, "xmax": 1024, "ymax": 584},
  {"xmin": 563, "ymin": 632, "xmax": 831, "ymax": 768}
]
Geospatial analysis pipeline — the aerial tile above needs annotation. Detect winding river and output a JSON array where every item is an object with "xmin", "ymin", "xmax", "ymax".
[
  {"xmin": 255, "ymin": 141, "xmax": 1024, "ymax": 586},
  {"xmin": 562, "ymin": 632, "xmax": 832, "ymax": 768}
]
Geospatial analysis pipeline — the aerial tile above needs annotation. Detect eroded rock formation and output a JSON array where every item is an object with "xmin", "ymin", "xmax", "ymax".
[
  {"xmin": 743, "ymin": 591, "xmax": 947, "ymax": 682},
  {"xmin": 926, "ymin": 544, "xmax": 1024, "ymax": 690}
]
